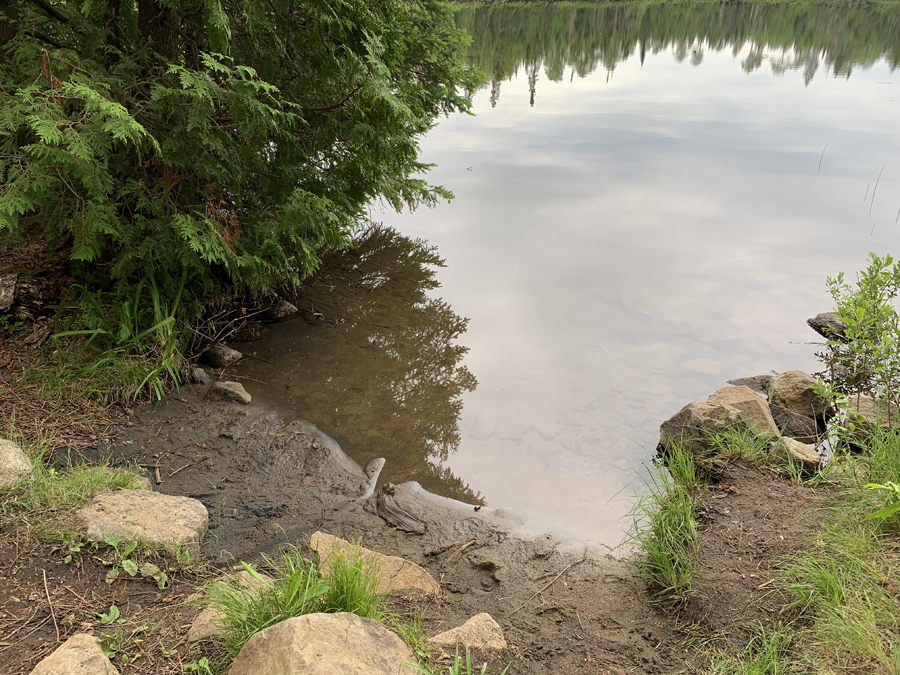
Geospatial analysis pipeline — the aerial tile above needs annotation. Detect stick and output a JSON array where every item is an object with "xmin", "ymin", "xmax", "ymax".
[
  {"xmin": 42, "ymin": 569, "xmax": 59, "ymax": 642},
  {"xmin": 169, "ymin": 463, "xmax": 192, "ymax": 477},
  {"xmin": 757, "ymin": 578, "xmax": 776, "ymax": 590},
  {"xmin": 154, "ymin": 466, "xmax": 162, "ymax": 485},
  {"xmin": 509, "ymin": 558, "xmax": 585, "ymax": 616}
]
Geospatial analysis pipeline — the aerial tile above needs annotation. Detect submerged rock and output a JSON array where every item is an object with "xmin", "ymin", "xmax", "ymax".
[
  {"xmin": 429, "ymin": 613, "xmax": 507, "ymax": 651},
  {"xmin": 202, "ymin": 344, "xmax": 242, "ymax": 368},
  {"xmin": 206, "ymin": 381, "xmax": 252, "ymax": 405},
  {"xmin": 0, "ymin": 438, "xmax": 33, "ymax": 489},
  {"xmin": 227, "ymin": 613, "xmax": 416, "ymax": 675},
  {"xmin": 266, "ymin": 299, "xmax": 298, "ymax": 321},
  {"xmin": 768, "ymin": 370, "xmax": 828, "ymax": 420},
  {"xmin": 76, "ymin": 490, "xmax": 208, "ymax": 555},
  {"xmin": 707, "ymin": 386, "xmax": 779, "ymax": 437},
  {"xmin": 29, "ymin": 634, "xmax": 119, "ymax": 675},
  {"xmin": 807, "ymin": 312, "xmax": 847, "ymax": 342},
  {"xmin": 310, "ymin": 531, "xmax": 440, "ymax": 596}
]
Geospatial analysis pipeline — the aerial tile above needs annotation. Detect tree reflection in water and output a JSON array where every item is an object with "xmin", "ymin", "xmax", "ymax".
[{"xmin": 250, "ymin": 226, "xmax": 482, "ymax": 504}]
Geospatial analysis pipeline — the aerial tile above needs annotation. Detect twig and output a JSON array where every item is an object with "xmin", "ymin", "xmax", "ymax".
[
  {"xmin": 509, "ymin": 558, "xmax": 585, "ymax": 616},
  {"xmin": 42, "ymin": 569, "xmax": 60, "ymax": 642},
  {"xmin": 169, "ymin": 463, "xmax": 192, "ymax": 477},
  {"xmin": 817, "ymin": 145, "xmax": 827, "ymax": 178},
  {"xmin": 757, "ymin": 578, "xmax": 776, "ymax": 590},
  {"xmin": 221, "ymin": 374, "xmax": 268, "ymax": 385},
  {"xmin": 155, "ymin": 466, "xmax": 162, "ymax": 485}
]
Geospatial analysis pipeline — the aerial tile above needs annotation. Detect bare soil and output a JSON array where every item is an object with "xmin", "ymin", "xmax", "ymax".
[{"xmin": 0, "ymin": 377, "xmax": 835, "ymax": 675}]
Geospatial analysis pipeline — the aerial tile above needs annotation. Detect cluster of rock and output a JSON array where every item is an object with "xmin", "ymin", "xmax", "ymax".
[
  {"xmin": 28, "ymin": 528, "xmax": 507, "ymax": 675},
  {"xmin": 658, "ymin": 370, "xmax": 827, "ymax": 472},
  {"xmin": 660, "ymin": 311, "xmax": 896, "ymax": 472}
]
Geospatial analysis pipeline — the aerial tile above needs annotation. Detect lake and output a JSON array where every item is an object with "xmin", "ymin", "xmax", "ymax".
[{"xmin": 234, "ymin": 2, "xmax": 900, "ymax": 550}]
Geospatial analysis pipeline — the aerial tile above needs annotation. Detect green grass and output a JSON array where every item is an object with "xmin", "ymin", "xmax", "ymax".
[
  {"xmin": 0, "ymin": 426, "xmax": 143, "ymax": 541},
  {"xmin": 201, "ymin": 542, "xmax": 392, "ymax": 666},
  {"xmin": 629, "ymin": 446, "xmax": 700, "ymax": 602},
  {"xmin": 411, "ymin": 648, "xmax": 510, "ymax": 675}
]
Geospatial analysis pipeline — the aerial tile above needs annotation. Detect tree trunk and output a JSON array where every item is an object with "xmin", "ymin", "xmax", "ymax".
[
  {"xmin": 138, "ymin": 0, "xmax": 176, "ymax": 60},
  {"xmin": 0, "ymin": 0, "xmax": 19, "ymax": 63}
]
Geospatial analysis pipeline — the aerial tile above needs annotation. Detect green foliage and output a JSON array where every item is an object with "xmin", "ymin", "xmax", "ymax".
[
  {"xmin": 706, "ymin": 624, "xmax": 792, "ymax": 675},
  {"xmin": 865, "ymin": 481, "xmax": 900, "ymax": 523},
  {"xmin": 819, "ymin": 253, "xmax": 900, "ymax": 424},
  {"xmin": 102, "ymin": 533, "xmax": 170, "ymax": 589},
  {"xmin": 0, "ymin": 0, "xmax": 479, "ymax": 312}
]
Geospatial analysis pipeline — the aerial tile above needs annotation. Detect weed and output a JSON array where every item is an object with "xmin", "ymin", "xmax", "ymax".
[
  {"xmin": 411, "ymin": 647, "xmax": 510, "ymax": 675},
  {"xmin": 628, "ymin": 465, "xmax": 699, "ymax": 602}
]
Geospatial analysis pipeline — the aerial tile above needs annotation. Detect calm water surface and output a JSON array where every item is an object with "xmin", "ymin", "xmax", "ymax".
[{"xmin": 237, "ymin": 4, "xmax": 900, "ymax": 549}]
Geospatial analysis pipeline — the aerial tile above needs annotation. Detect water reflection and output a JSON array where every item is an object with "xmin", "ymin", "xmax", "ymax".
[
  {"xmin": 232, "ymin": 226, "xmax": 482, "ymax": 503},
  {"xmin": 455, "ymin": 3, "xmax": 900, "ymax": 106}
]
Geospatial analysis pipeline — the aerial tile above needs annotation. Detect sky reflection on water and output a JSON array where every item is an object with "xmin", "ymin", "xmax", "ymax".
[{"xmin": 375, "ymin": 40, "xmax": 900, "ymax": 548}]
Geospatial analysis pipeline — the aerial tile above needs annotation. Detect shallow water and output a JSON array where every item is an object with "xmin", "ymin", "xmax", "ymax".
[{"xmin": 235, "ymin": 3, "xmax": 900, "ymax": 549}]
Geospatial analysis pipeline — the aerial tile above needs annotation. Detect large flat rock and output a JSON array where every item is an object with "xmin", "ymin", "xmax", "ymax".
[
  {"xmin": 310, "ymin": 531, "xmax": 440, "ymax": 596},
  {"xmin": 0, "ymin": 438, "xmax": 33, "ymax": 489},
  {"xmin": 76, "ymin": 490, "xmax": 208, "ymax": 555},
  {"xmin": 227, "ymin": 613, "xmax": 417, "ymax": 675},
  {"xmin": 29, "ymin": 634, "xmax": 119, "ymax": 675}
]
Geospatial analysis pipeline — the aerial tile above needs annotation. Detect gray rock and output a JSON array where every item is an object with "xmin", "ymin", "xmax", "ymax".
[
  {"xmin": 0, "ymin": 438, "xmax": 33, "ymax": 489},
  {"xmin": 310, "ymin": 531, "xmax": 440, "ymax": 596},
  {"xmin": 772, "ymin": 437, "xmax": 821, "ymax": 474},
  {"xmin": 768, "ymin": 370, "xmax": 828, "ymax": 420},
  {"xmin": 267, "ymin": 299, "xmax": 298, "ymax": 321},
  {"xmin": 659, "ymin": 401, "xmax": 749, "ymax": 459},
  {"xmin": 202, "ymin": 344, "xmax": 242, "ymax": 368},
  {"xmin": 769, "ymin": 404, "xmax": 819, "ymax": 444},
  {"xmin": 75, "ymin": 490, "xmax": 208, "ymax": 555},
  {"xmin": 191, "ymin": 366, "xmax": 211, "ymax": 385},
  {"xmin": 227, "ymin": 613, "xmax": 417, "ymax": 675},
  {"xmin": 206, "ymin": 381, "xmax": 251, "ymax": 405},
  {"xmin": 29, "ymin": 633, "xmax": 119, "ymax": 675},
  {"xmin": 707, "ymin": 386, "xmax": 779, "ymax": 437},
  {"xmin": 0, "ymin": 273, "xmax": 17, "ymax": 312},
  {"xmin": 807, "ymin": 312, "xmax": 847, "ymax": 342},
  {"xmin": 726, "ymin": 374, "xmax": 772, "ymax": 396},
  {"xmin": 429, "ymin": 613, "xmax": 507, "ymax": 651}
]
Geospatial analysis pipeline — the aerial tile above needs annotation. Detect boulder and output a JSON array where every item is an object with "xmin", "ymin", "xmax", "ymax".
[
  {"xmin": 310, "ymin": 532, "xmax": 440, "ymax": 596},
  {"xmin": 29, "ymin": 634, "xmax": 119, "ymax": 675},
  {"xmin": 202, "ymin": 344, "xmax": 242, "ymax": 368},
  {"xmin": 726, "ymin": 374, "xmax": 772, "ymax": 396},
  {"xmin": 429, "ymin": 613, "xmax": 507, "ymax": 651},
  {"xmin": 707, "ymin": 386, "xmax": 779, "ymax": 437},
  {"xmin": 206, "ymin": 381, "xmax": 251, "ymax": 405},
  {"xmin": 0, "ymin": 439, "xmax": 33, "ymax": 489},
  {"xmin": 227, "ymin": 613, "xmax": 417, "ymax": 675},
  {"xmin": 0, "ymin": 273, "xmax": 17, "ymax": 312},
  {"xmin": 768, "ymin": 370, "xmax": 828, "ymax": 420},
  {"xmin": 191, "ymin": 366, "xmax": 212, "ymax": 385},
  {"xmin": 267, "ymin": 299, "xmax": 298, "ymax": 322},
  {"xmin": 769, "ymin": 404, "xmax": 819, "ymax": 444},
  {"xmin": 188, "ymin": 569, "xmax": 273, "ymax": 643},
  {"xmin": 807, "ymin": 312, "xmax": 847, "ymax": 342},
  {"xmin": 659, "ymin": 401, "xmax": 748, "ymax": 459},
  {"xmin": 772, "ymin": 437, "xmax": 820, "ymax": 474},
  {"xmin": 75, "ymin": 490, "xmax": 208, "ymax": 555},
  {"xmin": 843, "ymin": 395, "xmax": 898, "ymax": 443}
]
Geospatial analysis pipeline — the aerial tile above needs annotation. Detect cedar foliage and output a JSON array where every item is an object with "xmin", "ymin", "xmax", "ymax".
[{"xmin": 0, "ymin": 0, "xmax": 479, "ymax": 304}]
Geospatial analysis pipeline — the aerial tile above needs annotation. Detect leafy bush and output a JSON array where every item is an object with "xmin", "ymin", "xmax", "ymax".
[{"xmin": 0, "ymin": 0, "xmax": 480, "ymax": 315}]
